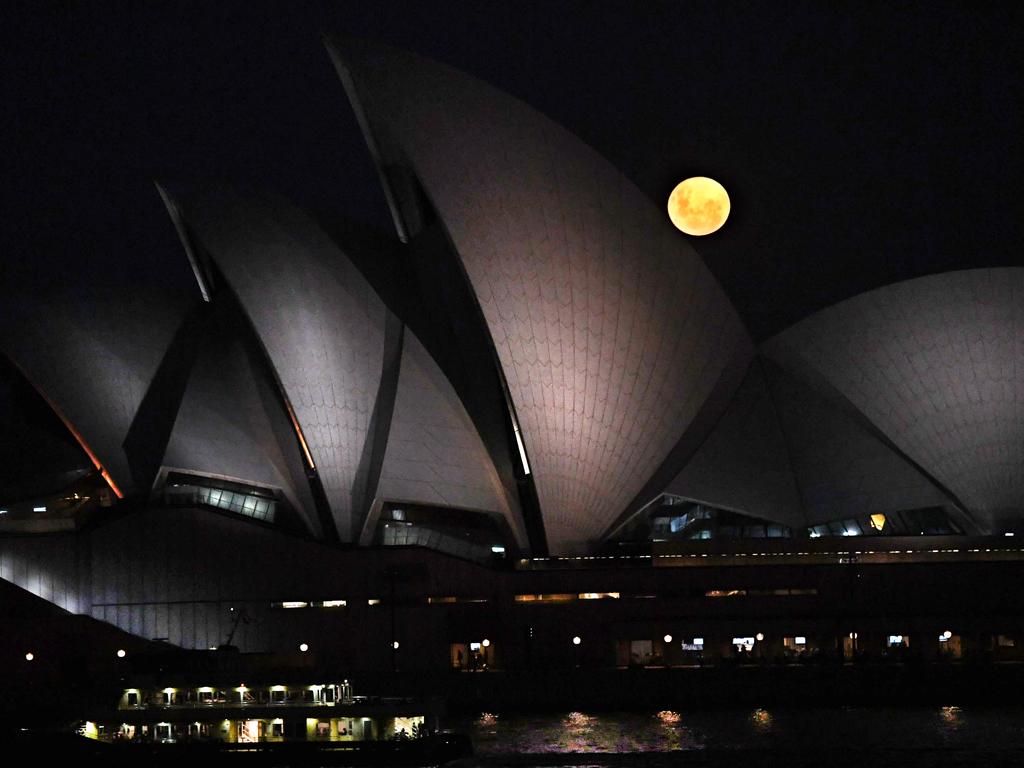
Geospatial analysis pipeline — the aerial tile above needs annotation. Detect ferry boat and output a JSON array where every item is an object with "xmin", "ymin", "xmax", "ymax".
[{"xmin": 20, "ymin": 677, "xmax": 471, "ymax": 765}]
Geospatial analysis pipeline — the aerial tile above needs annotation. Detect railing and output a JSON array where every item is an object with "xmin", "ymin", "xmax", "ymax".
[
  {"xmin": 118, "ymin": 695, "xmax": 415, "ymax": 711},
  {"xmin": 121, "ymin": 699, "xmax": 348, "ymax": 710}
]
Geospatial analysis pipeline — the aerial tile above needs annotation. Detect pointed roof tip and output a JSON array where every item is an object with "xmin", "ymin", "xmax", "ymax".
[
  {"xmin": 319, "ymin": 31, "xmax": 342, "ymax": 59},
  {"xmin": 320, "ymin": 33, "xmax": 404, "ymax": 74},
  {"xmin": 320, "ymin": 31, "xmax": 360, "ymax": 61},
  {"xmin": 153, "ymin": 181, "xmax": 212, "ymax": 304}
]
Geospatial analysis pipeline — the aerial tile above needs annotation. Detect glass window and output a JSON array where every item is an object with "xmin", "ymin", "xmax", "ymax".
[{"xmin": 630, "ymin": 640, "xmax": 654, "ymax": 665}]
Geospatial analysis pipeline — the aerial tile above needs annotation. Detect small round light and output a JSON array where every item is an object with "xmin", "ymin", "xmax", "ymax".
[
  {"xmin": 25, "ymin": 652, "xmax": 34, "ymax": 662},
  {"xmin": 572, "ymin": 636, "xmax": 582, "ymax": 646},
  {"xmin": 667, "ymin": 177, "xmax": 731, "ymax": 236},
  {"xmin": 755, "ymin": 633, "xmax": 765, "ymax": 642},
  {"xmin": 299, "ymin": 643, "xmax": 309, "ymax": 652},
  {"xmin": 482, "ymin": 639, "xmax": 491, "ymax": 648},
  {"xmin": 663, "ymin": 634, "xmax": 673, "ymax": 644},
  {"xmin": 392, "ymin": 641, "xmax": 400, "ymax": 650},
  {"xmin": 116, "ymin": 649, "xmax": 126, "ymax": 658}
]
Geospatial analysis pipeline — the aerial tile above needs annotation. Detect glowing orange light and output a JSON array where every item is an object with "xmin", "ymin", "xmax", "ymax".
[
  {"xmin": 667, "ymin": 177, "xmax": 731, "ymax": 236},
  {"xmin": 8, "ymin": 359, "xmax": 123, "ymax": 498},
  {"xmin": 870, "ymin": 514, "xmax": 887, "ymax": 531},
  {"xmin": 283, "ymin": 397, "xmax": 315, "ymax": 470}
]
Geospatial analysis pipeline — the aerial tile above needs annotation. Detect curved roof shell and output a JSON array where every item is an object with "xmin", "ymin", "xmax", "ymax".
[
  {"xmin": 330, "ymin": 38, "xmax": 752, "ymax": 551},
  {"xmin": 764, "ymin": 268, "xmax": 1024, "ymax": 531}
]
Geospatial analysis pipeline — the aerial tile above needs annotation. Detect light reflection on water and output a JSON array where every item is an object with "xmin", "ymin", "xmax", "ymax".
[
  {"xmin": 457, "ymin": 706, "xmax": 1024, "ymax": 755},
  {"xmin": 749, "ymin": 707, "xmax": 772, "ymax": 734},
  {"xmin": 939, "ymin": 705, "xmax": 962, "ymax": 729}
]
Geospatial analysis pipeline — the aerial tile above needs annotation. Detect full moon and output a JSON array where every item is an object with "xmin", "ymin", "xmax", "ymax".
[{"xmin": 667, "ymin": 177, "xmax": 730, "ymax": 236}]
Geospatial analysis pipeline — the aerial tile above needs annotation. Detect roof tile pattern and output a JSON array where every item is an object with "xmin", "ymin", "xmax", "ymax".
[
  {"xmin": 176, "ymin": 189, "xmax": 387, "ymax": 540},
  {"xmin": 767, "ymin": 364, "xmax": 950, "ymax": 525},
  {"xmin": 665, "ymin": 364, "xmax": 804, "ymax": 528},
  {"xmin": 337, "ymin": 42, "xmax": 750, "ymax": 551},
  {"xmin": 160, "ymin": 315, "xmax": 320, "ymax": 535},
  {"xmin": 0, "ymin": 286, "xmax": 191, "ymax": 494},
  {"xmin": 377, "ymin": 329, "xmax": 524, "ymax": 544},
  {"xmin": 766, "ymin": 269, "xmax": 1024, "ymax": 529}
]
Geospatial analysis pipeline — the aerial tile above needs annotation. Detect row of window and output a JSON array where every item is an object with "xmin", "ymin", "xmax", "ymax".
[
  {"xmin": 807, "ymin": 508, "xmax": 962, "ymax": 538},
  {"xmin": 268, "ymin": 590, "xmax": 818, "ymax": 608},
  {"xmin": 705, "ymin": 588, "xmax": 818, "ymax": 598},
  {"xmin": 121, "ymin": 683, "xmax": 351, "ymax": 709},
  {"xmin": 194, "ymin": 486, "xmax": 275, "ymax": 523}
]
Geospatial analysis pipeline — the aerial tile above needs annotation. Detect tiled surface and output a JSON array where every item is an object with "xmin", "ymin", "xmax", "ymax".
[
  {"xmin": 0, "ymin": 282, "xmax": 193, "ymax": 494},
  {"xmin": 160, "ymin": 310, "xmax": 319, "ymax": 535},
  {"xmin": 768, "ymin": 364, "xmax": 949, "ymax": 525},
  {"xmin": 338, "ymin": 41, "xmax": 750, "ymax": 551},
  {"xmin": 377, "ymin": 328, "xmax": 525, "ymax": 546},
  {"xmin": 666, "ymin": 364, "xmax": 804, "ymax": 528},
  {"xmin": 766, "ymin": 269, "xmax": 1024, "ymax": 530},
  {"xmin": 177, "ymin": 187, "xmax": 388, "ymax": 541}
]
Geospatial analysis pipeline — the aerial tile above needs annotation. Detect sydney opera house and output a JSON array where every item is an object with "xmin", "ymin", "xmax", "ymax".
[{"xmin": 3, "ymin": 28, "xmax": 1023, "ymax": 713}]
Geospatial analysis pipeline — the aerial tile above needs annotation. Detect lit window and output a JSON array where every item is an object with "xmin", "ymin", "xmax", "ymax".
[
  {"xmin": 367, "ymin": 599, "xmax": 381, "ymax": 606},
  {"xmin": 318, "ymin": 600, "xmax": 346, "ymax": 608},
  {"xmin": 732, "ymin": 637, "xmax": 755, "ymax": 650},
  {"xmin": 578, "ymin": 592, "xmax": 620, "ymax": 600},
  {"xmin": 491, "ymin": 545, "xmax": 506, "ymax": 554},
  {"xmin": 514, "ymin": 593, "xmax": 576, "ymax": 603},
  {"xmin": 427, "ymin": 596, "xmax": 458, "ymax": 604},
  {"xmin": 705, "ymin": 590, "xmax": 747, "ymax": 598},
  {"xmin": 33, "ymin": 506, "xmax": 46, "ymax": 512},
  {"xmin": 279, "ymin": 601, "xmax": 308, "ymax": 609}
]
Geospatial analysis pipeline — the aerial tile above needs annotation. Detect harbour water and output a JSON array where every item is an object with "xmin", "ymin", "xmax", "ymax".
[{"xmin": 445, "ymin": 707, "xmax": 1024, "ymax": 767}]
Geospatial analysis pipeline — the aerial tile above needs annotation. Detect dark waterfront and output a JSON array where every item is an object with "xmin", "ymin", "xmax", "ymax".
[{"xmin": 445, "ymin": 707, "xmax": 1024, "ymax": 767}]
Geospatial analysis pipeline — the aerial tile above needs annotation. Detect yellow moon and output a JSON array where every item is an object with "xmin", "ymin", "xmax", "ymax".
[{"xmin": 667, "ymin": 177, "xmax": 730, "ymax": 236}]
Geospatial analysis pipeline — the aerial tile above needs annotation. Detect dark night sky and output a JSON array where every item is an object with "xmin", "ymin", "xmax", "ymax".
[{"xmin": 3, "ymin": 0, "xmax": 1021, "ymax": 341}]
